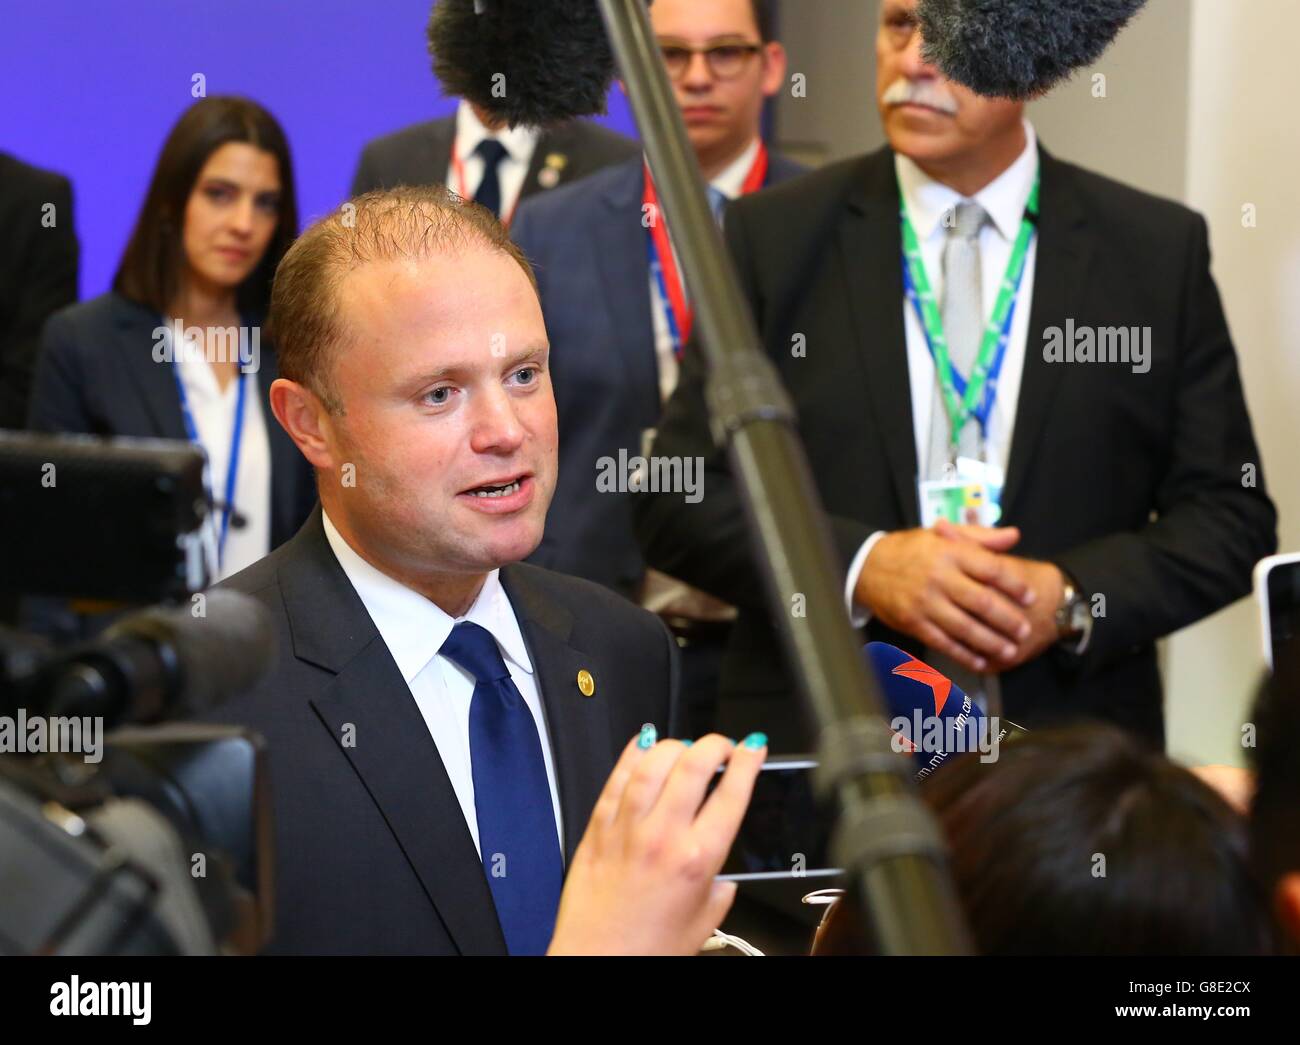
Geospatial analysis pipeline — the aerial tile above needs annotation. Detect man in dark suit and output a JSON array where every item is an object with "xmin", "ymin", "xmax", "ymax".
[
  {"xmin": 512, "ymin": 0, "xmax": 803, "ymax": 737},
  {"xmin": 351, "ymin": 99, "xmax": 637, "ymax": 222},
  {"xmin": 635, "ymin": 0, "xmax": 1276, "ymax": 751},
  {"xmin": 0, "ymin": 151, "xmax": 78, "ymax": 431},
  {"xmin": 207, "ymin": 185, "xmax": 677, "ymax": 955}
]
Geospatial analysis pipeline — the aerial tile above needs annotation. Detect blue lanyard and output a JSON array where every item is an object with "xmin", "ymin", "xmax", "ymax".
[
  {"xmin": 647, "ymin": 234, "xmax": 687, "ymax": 360},
  {"xmin": 901, "ymin": 224, "xmax": 1034, "ymax": 438},
  {"xmin": 170, "ymin": 359, "xmax": 249, "ymax": 568}
]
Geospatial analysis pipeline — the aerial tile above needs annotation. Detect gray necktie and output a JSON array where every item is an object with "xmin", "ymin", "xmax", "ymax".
[
  {"xmin": 920, "ymin": 200, "xmax": 1003, "ymax": 717},
  {"xmin": 707, "ymin": 186, "xmax": 729, "ymax": 228},
  {"xmin": 924, "ymin": 199, "xmax": 989, "ymax": 480}
]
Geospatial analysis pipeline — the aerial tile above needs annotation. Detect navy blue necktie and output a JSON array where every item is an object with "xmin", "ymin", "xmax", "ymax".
[
  {"xmin": 439, "ymin": 620, "xmax": 562, "ymax": 955},
  {"xmin": 473, "ymin": 139, "xmax": 509, "ymax": 218}
]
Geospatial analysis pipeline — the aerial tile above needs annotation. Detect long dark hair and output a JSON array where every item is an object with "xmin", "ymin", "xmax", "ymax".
[{"xmin": 114, "ymin": 96, "xmax": 298, "ymax": 317}]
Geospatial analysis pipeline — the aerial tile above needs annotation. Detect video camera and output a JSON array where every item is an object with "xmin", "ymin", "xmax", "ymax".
[{"xmin": 0, "ymin": 432, "xmax": 276, "ymax": 955}]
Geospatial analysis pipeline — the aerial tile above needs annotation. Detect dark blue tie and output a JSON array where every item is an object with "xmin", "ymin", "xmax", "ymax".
[
  {"xmin": 439, "ymin": 620, "xmax": 562, "ymax": 955},
  {"xmin": 473, "ymin": 139, "xmax": 509, "ymax": 218}
]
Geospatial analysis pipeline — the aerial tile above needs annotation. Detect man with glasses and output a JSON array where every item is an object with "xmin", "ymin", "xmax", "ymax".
[{"xmin": 511, "ymin": 0, "xmax": 805, "ymax": 738}]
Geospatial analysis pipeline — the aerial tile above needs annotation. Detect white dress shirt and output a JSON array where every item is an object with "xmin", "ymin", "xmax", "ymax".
[
  {"xmin": 321, "ymin": 511, "xmax": 565, "ymax": 858},
  {"xmin": 845, "ymin": 120, "xmax": 1040, "ymax": 618},
  {"xmin": 171, "ymin": 333, "xmax": 272, "ymax": 581},
  {"xmin": 447, "ymin": 100, "xmax": 541, "ymax": 220}
]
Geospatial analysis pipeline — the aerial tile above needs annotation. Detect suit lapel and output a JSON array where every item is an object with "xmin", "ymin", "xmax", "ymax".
[
  {"xmin": 521, "ymin": 129, "xmax": 554, "ymax": 202},
  {"xmin": 115, "ymin": 301, "xmax": 187, "ymax": 440},
  {"xmin": 1000, "ymin": 148, "xmax": 1090, "ymax": 519},
  {"xmin": 283, "ymin": 512, "xmax": 507, "ymax": 955},
  {"xmin": 308, "ymin": 646, "xmax": 506, "ymax": 955},
  {"xmin": 524, "ymin": 125, "xmax": 585, "ymax": 202},
  {"xmin": 500, "ymin": 564, "xmax": 614, "ymax": 865},
  {"xmin": 430, "ymin": 119, "xmax": 454, "ymax": 184},
  {"xmin": 595, "ymin": 164, "xmax": 658, "ymax": 414},
  {"xmin": 838, "ymin": 152, "xmax": 919, "ymax": 526}
]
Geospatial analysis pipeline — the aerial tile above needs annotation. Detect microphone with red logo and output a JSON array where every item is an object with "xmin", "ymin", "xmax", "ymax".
[{"xmin": 864, "ymin": 642, "xmax": 1026, "ymax": 780}]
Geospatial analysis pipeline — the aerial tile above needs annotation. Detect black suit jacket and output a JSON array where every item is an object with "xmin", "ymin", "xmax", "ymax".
[
  {"xmin": 0, "ymin": 152, "xmax": 78, "ymax": 430},
  {"xmin": 350, "ymin": 114, "xmax": 639, "ymax": 202},
  {"xmin": 28, "ymin": 291, "xmax": 315, "ymax": 550},
  {"xmin": 205, "ymin": 509, "xmax": 678, "ymax": 954},
  {"xmin": 635, "ymin": 145, "xmax": 1277, "ymax": 750},
  {"xmin": 512, "ymin": 151, "xmax": 808, "ymax": 596}
]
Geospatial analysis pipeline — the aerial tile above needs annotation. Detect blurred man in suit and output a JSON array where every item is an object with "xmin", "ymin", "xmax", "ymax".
[
  {"xmin": 350, "ymin": 4, "xmax": 636, "ymax": 224},
  {"xmin": 351, "ymin": 2, "xmax": 635, "ymax": 218},
  {"xmin": 512, "ymin": 0, "xmax": 804, "ymax": 737},
  {"xmin": 0, "ymin": 151, "xmax": 78, "ymax": 430},
  {"xmin": 206, "ymin": 186, "xmax": 677, "ymax": 954},
  {"xmin": 0, "ymin": 150, "xmax": 77, "ymax": 625},
  {"xmin": 351, "ymin": 99, "xmax": 636, "ymax": 224},
  {"xmin": 636, "ymin": 0, "xmax": 1276, "ymax": 750}
]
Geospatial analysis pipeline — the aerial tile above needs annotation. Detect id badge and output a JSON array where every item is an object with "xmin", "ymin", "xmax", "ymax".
[{"xmin": 918, "ymin": 457, "xmax": 1004, "ymax": 527}]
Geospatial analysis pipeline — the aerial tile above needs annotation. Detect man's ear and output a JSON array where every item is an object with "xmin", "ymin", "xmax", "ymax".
[
  {"xmin": 270, "ymin": 377, "xmax": 337, "ymax": 471},
  {"xmin": 761, "ymin": 41, "xmax": 788, "ymax": 97},
  {"xmin": 1277, "ymin": 872, "xmax": 1300, "ymax": 949}
]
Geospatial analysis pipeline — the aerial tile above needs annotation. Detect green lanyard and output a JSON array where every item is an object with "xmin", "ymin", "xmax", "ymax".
[{"xmin": 899, "ymin": 170, "xmax": 1040, "ymax": 459}]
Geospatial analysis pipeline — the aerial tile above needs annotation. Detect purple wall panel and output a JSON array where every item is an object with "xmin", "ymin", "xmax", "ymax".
[{"xmin": 0, "ymin": 0, "xmax": 639, "ymax": 297}]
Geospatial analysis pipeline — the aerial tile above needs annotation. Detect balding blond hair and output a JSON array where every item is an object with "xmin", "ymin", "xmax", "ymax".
[{"xmin": 269, "ymin": 184, "xmax": 537, "ymax": 412}]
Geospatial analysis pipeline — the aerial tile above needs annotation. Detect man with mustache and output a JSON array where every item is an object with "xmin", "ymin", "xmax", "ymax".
[{"xmin": 636, "ymin": 0, "xmax": 1276, "ymax": 750}]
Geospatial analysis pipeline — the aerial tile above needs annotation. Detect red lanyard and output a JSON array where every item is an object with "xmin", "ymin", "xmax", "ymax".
[
  {"xmin": 451, "ymin": 138, "xmax": 521, "ymax": 228},
  {"xmin": 643, "ymin": 141, "xmax": 769, "ymax": 351}
]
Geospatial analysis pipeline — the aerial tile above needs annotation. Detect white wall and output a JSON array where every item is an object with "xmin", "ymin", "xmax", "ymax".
[{"xmin": 1163, "ymin": 0, "xmax": 1300, "ymax": 766}]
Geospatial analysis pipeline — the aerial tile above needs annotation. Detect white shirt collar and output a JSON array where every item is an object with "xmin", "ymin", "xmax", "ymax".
[
  {"xmin": 711, "ymin": 137, "xmax": 762, "ymax": 200},
  {"xmin": 321, "ymin": 510, "xmax": 533, "ymax": 684},
  {"xmin": 643, "ymin": 136, "xmax": 763, "ymax": 202},
  {"xmin": 454, "ymin": 99, "xmax": 540, "ymax": 166},
  {"xmin": 895, "ymin": 119, "xmax": 1038, "ymax": 242}
]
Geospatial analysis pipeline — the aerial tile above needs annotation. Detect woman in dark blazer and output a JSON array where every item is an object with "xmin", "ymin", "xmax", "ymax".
[{"xmin": 30, "ymin": 96, "xmax": 315, "ymax": 585}]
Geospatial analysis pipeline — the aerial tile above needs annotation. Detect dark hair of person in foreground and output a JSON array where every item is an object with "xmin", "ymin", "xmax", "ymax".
[
  {"xmin": 1249, "ymin": 636, "xmax": 1300, "ymax": 951},
  {"xmin": 816, "ymin": 724, "xmax": 1275, "ymax": 956}
]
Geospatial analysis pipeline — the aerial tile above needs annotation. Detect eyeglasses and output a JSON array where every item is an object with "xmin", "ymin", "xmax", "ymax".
[{"xmin": 659, "ymin": 43, "xmax": 763, "ymax": 81}]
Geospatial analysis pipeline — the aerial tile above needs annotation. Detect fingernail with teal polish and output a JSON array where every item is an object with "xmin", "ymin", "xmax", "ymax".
[
  {"xmin": 742, "ymin": 732, "xmax": 768, "ymax": 750},
  {"xmin": 637, "ymin": 723, "xmax": 657, "ymax": 750},
  {"xmin": 682, "ymin": 739, "xmax": 694, "ymax": 747}
]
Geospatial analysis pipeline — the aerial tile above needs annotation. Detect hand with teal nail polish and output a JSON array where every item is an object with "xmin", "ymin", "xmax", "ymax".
[{"xmin": 549, "ymin": 731, "xmax": 768, "ymax": 956}]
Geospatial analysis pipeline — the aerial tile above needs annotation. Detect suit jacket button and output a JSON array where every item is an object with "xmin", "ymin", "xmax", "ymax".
[{"xmin": 577, "ymin": 669, "xmax": 595, "ymax": 697}]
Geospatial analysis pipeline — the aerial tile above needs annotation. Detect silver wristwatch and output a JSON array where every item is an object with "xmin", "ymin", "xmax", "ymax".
[{"xmin": 1055, "ymin": 575, "xmax": 1093, "ymax": 654}]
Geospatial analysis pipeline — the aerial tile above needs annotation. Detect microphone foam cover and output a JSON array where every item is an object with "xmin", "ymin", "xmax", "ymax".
[
  {"xmin": 428, "ymin": 0, "xmax": 617, "ymax": 128},
  {"xmin": 916, "ymin": 0, "xmax": 1148, "ymax": 100}
]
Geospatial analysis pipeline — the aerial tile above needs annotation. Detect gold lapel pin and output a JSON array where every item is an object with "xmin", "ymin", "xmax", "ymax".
[
  {"xmin": 538, "ymin": 152, "xmax": 568, "ymax": 189},
  {"xmin": 577, "ymin": 669, "xmax": 595, "ymax": 697}
]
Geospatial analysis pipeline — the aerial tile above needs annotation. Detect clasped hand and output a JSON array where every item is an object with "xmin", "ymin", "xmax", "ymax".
[{"xmin": 854, "ymin": 520, "xmax": 1065, "ymax": 673}]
